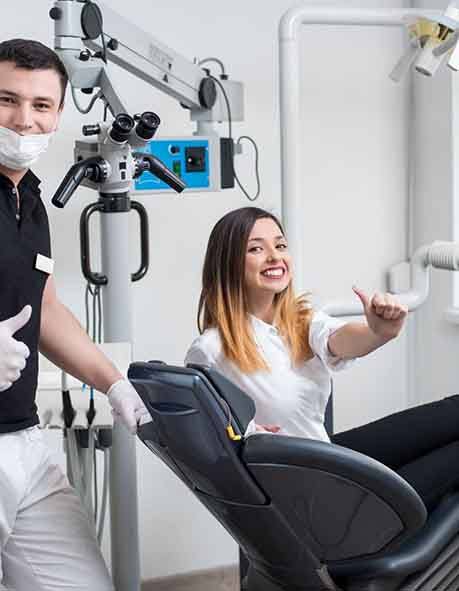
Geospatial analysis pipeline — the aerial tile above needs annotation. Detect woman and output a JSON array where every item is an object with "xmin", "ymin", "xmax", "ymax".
[{"xmin": 185, "ymin": 206, "xmax": 459, "ymax": 512}]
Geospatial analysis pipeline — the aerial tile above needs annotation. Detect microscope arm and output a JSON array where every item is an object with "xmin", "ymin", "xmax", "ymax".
[{"xmin": 51, "ymin": 0, "xmax": 217, "ymax": 117}]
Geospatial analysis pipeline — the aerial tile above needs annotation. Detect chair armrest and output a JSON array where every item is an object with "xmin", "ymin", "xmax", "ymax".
[
  {"xmin": 243, "ymin": 434, "xmax": 427, "ymax": 531},
  {"xmin": 243, "ymin": 434, "xmax": 427, "ymax": 561}
]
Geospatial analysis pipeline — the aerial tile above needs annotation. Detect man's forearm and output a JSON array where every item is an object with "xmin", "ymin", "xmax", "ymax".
[
  {"xmin": 39, "ymin": 300, "xmax": 122, "ymax": 393},
  {"xmin": 328, "ymin": 322, "xmax": 391, "ymax": 360}
]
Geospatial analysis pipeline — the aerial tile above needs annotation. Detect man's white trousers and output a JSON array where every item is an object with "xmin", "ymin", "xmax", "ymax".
[{"xmin": 0, "ymin": 427, "xmax": 114, "ymax": 590}]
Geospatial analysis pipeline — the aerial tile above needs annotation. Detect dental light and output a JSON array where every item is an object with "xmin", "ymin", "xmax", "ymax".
[{"xmin": 391, "ymin": 2, "xmax": 459, "ymax": 82}]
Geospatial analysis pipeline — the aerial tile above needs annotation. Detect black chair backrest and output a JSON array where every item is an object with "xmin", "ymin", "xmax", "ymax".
[{"xmin": 130, "ymin": 361, "xmax": 265, "ymax": 504}]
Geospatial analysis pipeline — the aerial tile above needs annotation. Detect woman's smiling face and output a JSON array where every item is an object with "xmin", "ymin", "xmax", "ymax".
[{"xmin": 244, "ymin": 217, "xmax": 292, "ymax": 301}]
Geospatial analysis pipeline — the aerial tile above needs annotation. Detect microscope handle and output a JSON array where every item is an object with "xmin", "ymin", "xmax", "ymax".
[
  {"xmin": 131, "ymin": 201, "xmax": 149, "ymax": 282},
  {"xmin": 80, "ymin": 202, "xmax": 108, "ymax": 286},
  {"xmin": 134, "ymin": 152, "xmax": 186, "ymax": 193},
  {"xmin": 52, "ymin": 157, "xmax": 106, "ymax": 208},
  {"xmin": 80, "ymin": 200, "xmax": 149, "ymax": 285}
]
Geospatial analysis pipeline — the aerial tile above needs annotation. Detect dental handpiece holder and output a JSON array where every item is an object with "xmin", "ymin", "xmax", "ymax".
[{"xmin": 51, "ymin": 111, "xmax": 186, "ymax": 286}]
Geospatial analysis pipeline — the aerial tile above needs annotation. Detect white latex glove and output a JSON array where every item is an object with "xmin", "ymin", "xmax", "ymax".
[
  {"xmin": 106, "ymin": 378, "xmax": 151, "ymax": 434},
  {"xmin": 0, "ymin": 305, "xmax": 31, "ymax": 392}
]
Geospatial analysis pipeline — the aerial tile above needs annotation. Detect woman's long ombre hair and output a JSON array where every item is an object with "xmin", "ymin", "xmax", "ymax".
[{"xmin": 198, "ymin": 207, "xmax": 314, "ymax": 372}]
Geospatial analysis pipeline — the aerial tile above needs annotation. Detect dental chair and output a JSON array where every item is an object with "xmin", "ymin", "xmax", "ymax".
[{"xmin": 129, "ymin": 361, "xmax": 459, "ymax": 591}]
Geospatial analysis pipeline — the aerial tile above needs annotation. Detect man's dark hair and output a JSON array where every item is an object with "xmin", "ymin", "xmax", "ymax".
[{"xmin": 0, "ymin": 39, "xmax": 68, "ymax": 107}]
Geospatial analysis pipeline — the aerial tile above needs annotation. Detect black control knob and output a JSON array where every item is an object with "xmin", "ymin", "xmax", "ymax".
[
  {"xmin": 198, "ymin": 77, "xmax": 217, "ymax": 109},
  {"xmin": 79, "ymin": 50, "xmax": 91, "ymax": 62},
  {"xmin": 49, "ymin": 7, "xmax": 62, "ymax": 20},
  {"xmin": 81, "ymin": 3, "xmax": 104, "ymax": 40},
  {"xmin": 107, "ymin": 38, "xmax": 119, "ymax": 51}
]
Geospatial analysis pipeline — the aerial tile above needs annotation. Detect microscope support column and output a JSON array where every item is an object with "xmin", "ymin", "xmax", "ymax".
[{"xmin": 100, "ymin": 208, "xmax": 141, "ymax": 591}]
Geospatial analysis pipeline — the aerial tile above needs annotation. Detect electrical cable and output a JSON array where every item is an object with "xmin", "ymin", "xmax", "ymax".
[
  {"xmin": 100, "ymin": 31, "xmax": 108, "ymax": 65},
  {"xmin": 93, "ymin": 435, "xmax": 98, "ymax": 522},
  {"xmin": 71, "ymin": 87, "xmax": 102, "ymax": 115},
  {"xmin": 235, "ymin": 136, "xmax": 261, "ymax": 202},
  {"xmin": 84, "ymin": 280, "xmax": 109, "ymax": 541},
  {"xmin": 82, "ymin": 435, "xmax": 95, "ymax": 516},
  {"xmin": 85, "ymin": 283, "xmax": 98, "ymax": 425},
  {"xmin": 210, "ymin": 75, "xmax": 232, "ymax": 138},
  {"xmin": 67, "ymin": 430, "xmax": 84, "ymax": 503},
  {"xmin": 97, "ymin": 287, "xmax": 102, "ymax": 342},
  {"xmin": 85, "ymin": 282, "xmax": 102, "ymax": 343},
  {"xmin": 85, "ymin": 283, "xmax": 91, "ymax": 334},
  {"xmin": 70, "ymin": 1, "xmax": 108, "ymax": 116},
  {"xmin": 85, "ymin": 0, "xmax": 107, "ymax": 63},
  {"xmin": 97, "ymin": 448, "xmax": 110, "ymax": 544},
  {"xmin": 198, "ymin": 57, "xmax": 226, "ymax": 77},
  {"xmin": 209, "ymin": 75, "xmax": 261, "ymax": 201}
]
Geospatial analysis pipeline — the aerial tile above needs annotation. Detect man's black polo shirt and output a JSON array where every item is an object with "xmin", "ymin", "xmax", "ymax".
[{"xmin": 0, "ymin": 170, "xmax": 51, "ymax": 433}]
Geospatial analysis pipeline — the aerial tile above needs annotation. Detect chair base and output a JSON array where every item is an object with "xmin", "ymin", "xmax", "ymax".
[
  {"xmin": 402, "ymin": 533, "xmax": 459, "ymax": 591},
  {"xmin": 340, "ymin": 534, "xmax": 459, "ymax": 591}
]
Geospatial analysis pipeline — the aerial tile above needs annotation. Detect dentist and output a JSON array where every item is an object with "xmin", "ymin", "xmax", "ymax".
[{"xmin": 0, "ymin": 38, "xmax": 145, "ymax": 591}]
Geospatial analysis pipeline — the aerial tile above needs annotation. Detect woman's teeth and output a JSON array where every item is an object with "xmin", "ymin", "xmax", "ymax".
[{"xmin": 262, "ymin": 268, "xmax": 284, "ymax": 277}]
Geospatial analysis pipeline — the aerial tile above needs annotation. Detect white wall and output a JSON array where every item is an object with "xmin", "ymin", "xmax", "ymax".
[
  {"xmin": 412, "ymin": 0, "xmax": 459, "ymax": 404},
  {"xmin": 2, "ymin": 0, "xmax": 416, "ymax": 580},
  {"xmin": 296, "ymin": 4, "xmax": 412, "ymax": 429}
]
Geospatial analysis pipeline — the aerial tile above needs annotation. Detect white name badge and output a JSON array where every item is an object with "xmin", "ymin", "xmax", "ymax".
[{"xmin": 35, "ymin": 254, "xmax": 54, "ymax": 275}]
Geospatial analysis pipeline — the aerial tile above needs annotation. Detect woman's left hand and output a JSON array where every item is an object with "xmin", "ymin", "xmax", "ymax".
[{"xmin": 353, "ymin": 286, "xmax": 408, "ymax": 341}]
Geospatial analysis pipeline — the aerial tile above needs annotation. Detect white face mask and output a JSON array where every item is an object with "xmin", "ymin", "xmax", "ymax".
[{"xmin": 0, "ymin": 126, "xmax": 55, "ymax": 171}]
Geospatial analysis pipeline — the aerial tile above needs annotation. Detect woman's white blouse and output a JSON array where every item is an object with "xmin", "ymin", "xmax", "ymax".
[{"xmin": 184, "ymin": 311, "xmax": 355, "ymax": 442}]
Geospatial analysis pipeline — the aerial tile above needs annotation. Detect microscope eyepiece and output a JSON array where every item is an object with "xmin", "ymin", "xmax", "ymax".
[
  {"xmin": 135, "ymin": 111, "xmax": 160, "ymax": 141},
  {"xmin": 110, "ymin": 113, "xmax": 135, "ymax": 143}
]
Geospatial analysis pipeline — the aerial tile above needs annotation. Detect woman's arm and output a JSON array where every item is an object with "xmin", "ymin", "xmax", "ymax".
[{"xmin": 327, "ymin": 287, "xmax": 408, "ymax": 360}]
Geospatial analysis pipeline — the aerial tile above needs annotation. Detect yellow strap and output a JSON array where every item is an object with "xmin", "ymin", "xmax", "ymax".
[{"xmin": 226, "ymin": 425, "xmax": 242, "ymax": 441}]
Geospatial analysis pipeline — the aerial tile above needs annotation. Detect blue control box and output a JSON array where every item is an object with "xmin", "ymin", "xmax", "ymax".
[{"xmin": 134, "ymin": 138, "xmax": 211, "ymax": 192}]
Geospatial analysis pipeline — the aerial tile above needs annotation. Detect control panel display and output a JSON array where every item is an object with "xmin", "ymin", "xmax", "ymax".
[{"xmin": 134, "ymin": 139, "xmax": 210, "ymax": 192}]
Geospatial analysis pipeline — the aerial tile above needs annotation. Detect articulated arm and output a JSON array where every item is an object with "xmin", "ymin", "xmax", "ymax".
[
  {"xmin": 322, "ymin": 242, "xmax": 459, "ymax": 318},
  {"xmin": 50, "ymin": 0, "xmax": 218, "ymax": 116}
]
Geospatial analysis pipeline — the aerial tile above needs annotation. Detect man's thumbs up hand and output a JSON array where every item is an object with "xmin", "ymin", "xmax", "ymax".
[{"xmin": 0, "ymin": 306, "xmax": 31, "ymax": 392}]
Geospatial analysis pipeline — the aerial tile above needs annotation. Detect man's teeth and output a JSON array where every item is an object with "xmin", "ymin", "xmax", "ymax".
[{"xmin": 262, "ymin": 268, "xmax": 284, "ymax": 277}]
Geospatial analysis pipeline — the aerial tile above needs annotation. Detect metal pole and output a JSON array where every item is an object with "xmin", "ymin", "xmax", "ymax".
[{"xmin": 100, "ymin": 210, "xmax": 141, "ymax": 591}]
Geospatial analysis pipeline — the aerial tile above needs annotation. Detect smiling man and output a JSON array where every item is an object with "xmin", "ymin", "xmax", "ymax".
[{"xmin": 0, "ymin": 39, "xmax": 147, "ymax": 591}]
